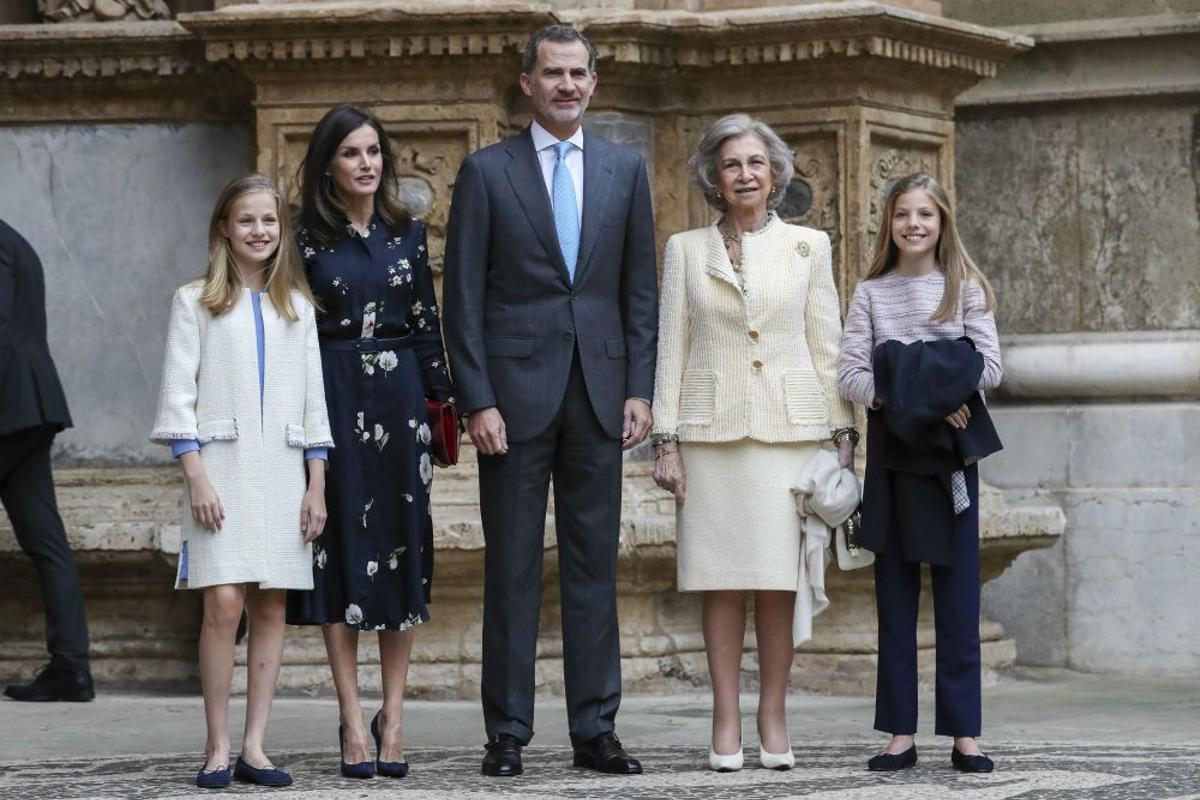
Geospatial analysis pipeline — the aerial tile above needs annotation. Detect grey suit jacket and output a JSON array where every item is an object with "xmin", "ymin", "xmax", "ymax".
[{"xmin": 443, "ymin": 126, "xmax": 658, "ymax": 443}]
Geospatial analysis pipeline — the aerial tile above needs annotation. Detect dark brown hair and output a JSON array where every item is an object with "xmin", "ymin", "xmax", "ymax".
[{"xmin": 298, "ymin": 104, "xmax": 414, "ymax": 248}]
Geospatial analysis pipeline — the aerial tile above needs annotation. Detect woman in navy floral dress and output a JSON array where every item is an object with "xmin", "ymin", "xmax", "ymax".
[{"xmin": 286, "ymin": 105, "xmax": 454, "ymax": 779}]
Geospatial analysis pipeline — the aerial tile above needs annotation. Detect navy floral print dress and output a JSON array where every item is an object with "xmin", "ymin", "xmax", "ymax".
[{"xmin": 286, "ymin": 217, "xmax": 453, "ymax": 631}]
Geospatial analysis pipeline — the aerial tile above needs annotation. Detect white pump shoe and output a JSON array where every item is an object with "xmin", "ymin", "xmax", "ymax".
[{"xmin": 759, "ymin": 741, "xmax": 795, "ymax": 770}]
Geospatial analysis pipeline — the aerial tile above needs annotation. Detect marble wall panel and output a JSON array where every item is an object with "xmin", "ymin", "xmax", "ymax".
[
  {"xmin": 982, "ymin": 403, "xmax": 1200, "ymax": 675},
  {"xmin": 957, "ymin": 102, "xmax": 1200, "ymax": 334},
  {"xmin": 0, "ymin": 122, "xmax": 252, "ymax": 465}
]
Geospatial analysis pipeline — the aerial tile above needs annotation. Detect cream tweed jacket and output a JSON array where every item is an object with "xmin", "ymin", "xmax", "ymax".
[
  {"xmin": 150, "ymin": 283, "xmax": 333, "ymax": 590},
  {"xmin": 652, "ymin": 216, "xmax": 854, "ymax": 442}
]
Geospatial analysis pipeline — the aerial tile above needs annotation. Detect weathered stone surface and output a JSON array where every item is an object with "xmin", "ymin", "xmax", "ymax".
[
  {"xmin": 958, "ymin": 103, "xmax": 1200, "ymax": 334},
  {"xmin": 0, "ymin": 123, "xmax": 252, "ymax": 466}
]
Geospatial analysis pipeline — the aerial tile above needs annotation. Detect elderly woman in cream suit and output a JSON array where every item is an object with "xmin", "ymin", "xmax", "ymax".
[{"xmin": 652, "ymin": 114, "xmax": 856, "ymax": 772}]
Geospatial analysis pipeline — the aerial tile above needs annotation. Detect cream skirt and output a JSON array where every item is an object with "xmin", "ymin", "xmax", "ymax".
[{"xmin": 676, "ymin": 439, "xmax": 820, "ymax": 591}]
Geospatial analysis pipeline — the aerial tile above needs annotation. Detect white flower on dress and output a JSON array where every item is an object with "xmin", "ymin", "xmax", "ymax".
[
  {"xmin": 411, "ymin": 300, "xmax": 424, "ymax": 316},
  {"xmin": 356, "ymin": 412, "xmax": 365, "ymax": 429},
  {"xmin": 387, "ymin": 546, "xmax": 406, "ymax": 571},
  {"xmin": 419, "ymin": 452, "xmax": 433, "ymax": 486},
  {"xmin": 331, "ymin": 277, "xmax": 348, "ymax": 295},
  {"xmin": 345, "ymin": 604, "xmax": 364, "ymax": 625},
  {"xmin": 315, "ymin": 548, "xmax": 327, "ymax": 570},
  {"xmin": 361, "ymin": 497, "xmax": 374, "ymax": 528},
  {"xmin": 340, "ymin": 318, "xmax": 352, "ymax": 327},
  {"xmin": 408, "ymin": 418, "xmax": 417, "ymax": 429},
  {"xmin": 417, "ymin": 422, "xmax": 431, "ymax": 445},
  {"xmin": 377, "ymin": 350, "xmax": 398, "ymax": 373},
  {"xmin": 367, "ymin": 560, "xmax": 378, "ymax": 578},
  {"xmin": 402, "ymin": 493, "xmax": 413, "ymax": 502}
]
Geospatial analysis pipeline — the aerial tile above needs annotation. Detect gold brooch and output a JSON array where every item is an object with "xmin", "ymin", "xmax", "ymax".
[{"xmin": 797, "ymin": 241, "xmax": 811, "ymax": 257}]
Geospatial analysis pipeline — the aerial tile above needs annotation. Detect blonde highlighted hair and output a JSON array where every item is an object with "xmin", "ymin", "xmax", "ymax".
[
  {"xmin": 200, "ymin": 172, "xmax": 314, "ymax": 321},
  {"xmin": 864, "ymin": 172, "xmax": 996, "ymax": 323}
]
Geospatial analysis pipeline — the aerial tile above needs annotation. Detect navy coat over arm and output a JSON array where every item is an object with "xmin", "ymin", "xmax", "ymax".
[{"xmin": 860, "ymin": 337, "xmax": 1003, "ymax": 566}]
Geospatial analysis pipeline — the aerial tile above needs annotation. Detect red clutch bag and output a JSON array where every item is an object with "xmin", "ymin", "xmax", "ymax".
[{"xmin": 426, "ymin": 399, "xmax": 461, "ymax": 467}]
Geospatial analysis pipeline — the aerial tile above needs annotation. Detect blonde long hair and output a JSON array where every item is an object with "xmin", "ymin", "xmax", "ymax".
[
  {"xmin": 864, "ymin": 173, "xmax": 996, "ymax": 322},
  {"xmin": 200, "ymin": 173, "xmax": 313, "ymax": 321}
]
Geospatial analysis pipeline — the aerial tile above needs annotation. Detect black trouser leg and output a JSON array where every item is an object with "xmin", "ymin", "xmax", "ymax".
[
  {"xmin": 0, "ymin": 427, "xmax": 90, "ymax": 672},
  {"xmin": 552, "ymin": 357, "xmax": 623, "ymax": 743},
  {"xmin": 478, "ymin": 417, "xmax": 556, "ymax": 744},
  {"xmin": 932, "ymin": 464, "xmax": 982, "ymax": 738},
  {"xmin": 873, "ymin": 532, "xmax": 921, "ymax": 735}
]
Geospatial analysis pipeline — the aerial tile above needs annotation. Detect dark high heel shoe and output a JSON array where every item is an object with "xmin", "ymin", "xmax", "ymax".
[
  {"xmin": 867, "ymin": 745, "xmax": 918, "ymax": 771},
  {"xmin": 371, "ymin": 710, "xmax": 410, "ymax": 778},
  {"xmin": 339, "ymin": 723, "xmax": 375, "ymax": 779}
]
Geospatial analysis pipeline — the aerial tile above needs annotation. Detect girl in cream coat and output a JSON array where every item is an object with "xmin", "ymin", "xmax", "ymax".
[
  {"xmin": 150, "ymin": 173, "xmax": 332, "ymax": 788},
  {"xmin": 652, "ymin": 115, "xmax": 855, "ymax": 772}
]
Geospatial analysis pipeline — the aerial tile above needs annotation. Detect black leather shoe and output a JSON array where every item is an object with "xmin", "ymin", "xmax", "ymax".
[
  {"xmin": 867, "ymin": 745, "xmax": 918, "ymax": 771},
  {"xmin": 571, "ymin": 733, "xmax": 643, "ymax": 775},
  {"xmin": 951, "ymin": 747, "xmax": 994, "ymax": 773},
  {"xmin": 3, "ymin": 663, "xmax": 94, "ymax": 702},
  {"xmin": 481, "ymin": 735, "xmax": 523, "ymax": 777}
]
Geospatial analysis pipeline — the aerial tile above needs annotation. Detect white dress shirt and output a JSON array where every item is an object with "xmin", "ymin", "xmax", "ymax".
[{"xmin": 531, "ymin": 120, "xmax": 584, "ymax": 229}]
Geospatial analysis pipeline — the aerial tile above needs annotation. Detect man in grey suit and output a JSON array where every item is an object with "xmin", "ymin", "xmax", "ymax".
[{"xmin": 444, "ymin": 24, "xmax": 657, "ymax": 778}]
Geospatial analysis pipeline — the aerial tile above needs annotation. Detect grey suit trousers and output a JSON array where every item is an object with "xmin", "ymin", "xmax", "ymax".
[{"xmin": 478, "ymin": 350, "xmax": 623, "ymax": 744}]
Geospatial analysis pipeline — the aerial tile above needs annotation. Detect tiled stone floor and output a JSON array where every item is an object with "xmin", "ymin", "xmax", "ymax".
[
  {"xmin": 4, "ymin": 743, "xmax": 1200, "ymax": 799},
  {"xmin": 2, "ymin": 671, "xmax": 1198, "ymax": 799}
]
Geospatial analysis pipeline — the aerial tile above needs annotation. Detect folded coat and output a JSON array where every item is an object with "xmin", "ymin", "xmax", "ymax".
[{"xmin": 860, "ymin": 337, "xmax": 1003, "ymax": 566}]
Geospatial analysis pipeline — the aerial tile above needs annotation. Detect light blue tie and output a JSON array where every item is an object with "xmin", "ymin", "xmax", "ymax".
[{"xmin": 552, "ymin": 141, "xmax": 580, "ymax": 283}]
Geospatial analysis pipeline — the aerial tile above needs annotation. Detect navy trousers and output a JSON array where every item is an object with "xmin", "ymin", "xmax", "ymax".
[{"xmin": 873, "ymin": 463, "xmax": 981, "ymax": 737}]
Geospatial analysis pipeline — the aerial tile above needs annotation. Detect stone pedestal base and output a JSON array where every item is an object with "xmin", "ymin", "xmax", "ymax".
[{"xmin": 1, "ymin": 457, "xmax": 1062, "ymax": 697}]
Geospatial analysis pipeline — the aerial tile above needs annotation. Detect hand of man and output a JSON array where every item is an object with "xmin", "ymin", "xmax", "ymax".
[
  {"xmin": 621, "ymin": 398, "xmax": 652, "ymax": 451},
  {"xmin": 468, "ymin": 407, "xmax": 509, "ymax": 455}
]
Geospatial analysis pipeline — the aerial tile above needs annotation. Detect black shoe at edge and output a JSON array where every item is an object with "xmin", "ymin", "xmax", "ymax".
[
  {"xmin": 482, "ymin": 734, "xmax": 523, "ymax": 777},
  {"xmin": 571, "ymin": 732, "xmax": 643, "ymax": 775},
  {"xmin": 3, "ymin": 663, "xmax": 94, "ymax": 702}
]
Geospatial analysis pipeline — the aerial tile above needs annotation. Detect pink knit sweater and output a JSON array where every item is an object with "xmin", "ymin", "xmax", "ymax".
[{"xmin": 837, "ymin": 270, "xmax": 1002, "ymax": 407}]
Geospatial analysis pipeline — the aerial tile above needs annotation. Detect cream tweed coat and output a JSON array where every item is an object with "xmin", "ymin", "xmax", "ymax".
[
  {"xmin": 150, "ymin": 284, "xmax": 333, "ymax": 590},
  {"xmin": 652, "ymin": 217, "xmax": 854, "ymax": 442}
]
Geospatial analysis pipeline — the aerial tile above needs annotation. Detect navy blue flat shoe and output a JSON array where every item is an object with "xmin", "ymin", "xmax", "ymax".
[
  {"xmin": 951, "ymin": 748, "xmax": 994, "ymax": 773},
  {"xmin": 867, "ymin": 745, "xmax": 918, "ymax": 771},
  {"xmin": 233, "ymin": 756, "xmax": 293, "ymax": 786},
  {"xmin": 371, "ymin": 711, "xmax": 410, "ymax": 778},
  {"xmin": 339, "ymin": 723, "xmax": 375, "ymax": 779},
  {"xmin": 195, "ymin": 763, "xmax": 231, "ymax": 789}
]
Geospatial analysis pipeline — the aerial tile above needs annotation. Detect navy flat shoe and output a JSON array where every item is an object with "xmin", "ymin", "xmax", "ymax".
[
  {"xmin": 867, "ymin": 745, "xmax": 918, "ymax": 771},
  {"xmin": 339, "ymin": 724, "xmax": 375, "ymax": 779},
  {"xmin": 233, "ymin": 756, "xmax": 293, "ymax": 786},
  {"xmin": 195, "ymin": 764, "xmax": 231, "ymax": 789},
  {"xmin": 951, "ymin": 748, "xmax": 994, "ymax": 773},
  {"xmin": 371, "ymin": 711, "xmax": 410, "ymax": 778}
]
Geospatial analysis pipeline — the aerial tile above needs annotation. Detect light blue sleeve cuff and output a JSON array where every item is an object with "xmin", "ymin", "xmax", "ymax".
[
  {"xmin": 304, "ymin": 447, "xmax": 329, "ymax": 461},
  {"xmin": 170, "ymin": 440, "xmax": 200, "ymax": 458}
]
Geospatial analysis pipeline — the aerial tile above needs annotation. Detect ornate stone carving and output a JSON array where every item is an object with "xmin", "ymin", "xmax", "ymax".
[
  {"xmin": 780, "ymin": 133, "xmax": 839, "ymax": 249},
  {"xmin": 40, "ymin": 0, "xmax": 171, "ymax": 23}
]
